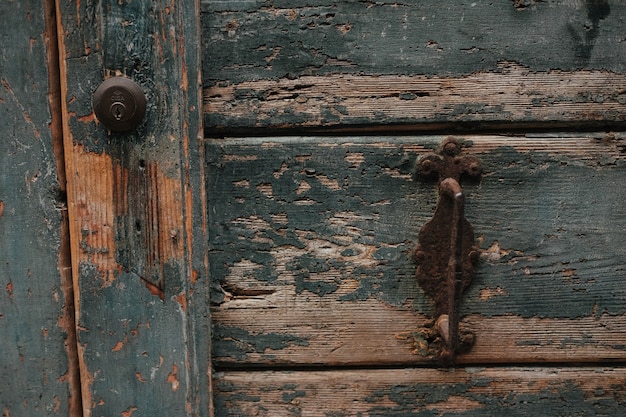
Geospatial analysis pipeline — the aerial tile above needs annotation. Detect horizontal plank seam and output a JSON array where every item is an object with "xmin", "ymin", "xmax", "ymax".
[
  {"xmin": 214, "ymin": 361, "xmax": 626, "ymax": 373},
  {"xmin": 204, "ymin": 122, "xmax": 626, "ymax": 139}
]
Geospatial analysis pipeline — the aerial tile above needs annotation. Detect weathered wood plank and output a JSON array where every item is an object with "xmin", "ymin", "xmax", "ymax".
[
  {"xmin": 207, "ymin": 134, "xmax": 626, "ymax": 366},
  {"xmin": 201, "ymin": 0, "xmax": 626, "ymax": 131},
  {"xmin": 214, "ymin": 367, "xmax": 626, "ymax": 416},
  {"xmin": 204, "ymin": 68, "xmax": 626, "ymax": 132},
  {"xmin": 57, "ymin": 0, "xmax": 209, "ymax": 415},
  {"xmin": 0, "ymin": 1, "xmax": 79, "ymax": 415}
]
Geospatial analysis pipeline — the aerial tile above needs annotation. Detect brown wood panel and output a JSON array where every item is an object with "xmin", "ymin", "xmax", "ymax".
[
  {"xmin": 208, "ymin": 133, "xmax": 626, "ymax": 367},
  {"xmin": 56, "ymin": 0, "xmax": 209, "ymax": 415},
  {"xmin": 201, "ymin": 0, "xmax": 626, "ymax": 132},
  {"xmin": 204, "ymin": 67, "xmax": 626, "ymax": 133},
  {"xmin": 214, "ymin": 367, "xmax": 626, "ymax": 416},
  {"xmin": 0, "ymin": 1, "xmax": 79, "ymax": 415}
]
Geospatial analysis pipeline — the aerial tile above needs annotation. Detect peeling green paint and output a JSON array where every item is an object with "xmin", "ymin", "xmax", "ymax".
[
  {"xmin": 215, "ymin": 370, "xmax": 626, "ymax": 416},
  {"xmin": 202, "ymin": 0, "xmax": 626, "ymax": 87},
  {"xmin": 213, "ymin": 324, "xmax": 310, "ymax": 361},
  {"xmin": 208, "ymin": 138, "xmax": 626, "ymax": 323}
]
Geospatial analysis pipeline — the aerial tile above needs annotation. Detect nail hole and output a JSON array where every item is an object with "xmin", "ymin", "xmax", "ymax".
[
  {"xmin": 138, "ymin": 159, "xmax": 146, "ymax": 169},
  {"xmin": 135, "ymin": 220, "xmax": 142, "ymax": 233}
]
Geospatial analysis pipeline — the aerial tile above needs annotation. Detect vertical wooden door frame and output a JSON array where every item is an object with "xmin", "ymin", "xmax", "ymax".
[{"xmin": 55, "ymin": 0, "xmax": 210, "ymax": 415}]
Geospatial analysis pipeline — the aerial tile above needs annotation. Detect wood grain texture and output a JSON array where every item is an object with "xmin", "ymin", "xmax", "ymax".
[
  {"xmin": 204, "ymin": 68, "xmax": 626, "ymax": 132},
  {"xmin": 214, "ymin": 367, "xmax": 626, "ymax": 416},
  {"xmin": 201, "ymin": 0, "xmax": 626, "ymax": 131},
  {"xmin": 0, "ymin": 1, "xmax": 76, "ymax": 415},
  {"xmin": 56, "ymin": 0, "xmax": 209, "ymax": 415},
  {"xmin": 207, "ymin": 134, "xmax": 626, "ymax": 367}
]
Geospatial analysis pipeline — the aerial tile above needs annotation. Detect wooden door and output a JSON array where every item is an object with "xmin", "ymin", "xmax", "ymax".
[
  {"xmin": 4, "ymin": 1, "xmax": 626, "ymax": 416},
  {"xmin": 55, "ymin": 1, "xmax": 209, "ymax": 416},
  {"xmin": 0, "ymin": 1, "xmax": 80, "ymax": 415},
  {"xmin": 203, "ymin": 1, "xmax": 626, "ymax": 415}
]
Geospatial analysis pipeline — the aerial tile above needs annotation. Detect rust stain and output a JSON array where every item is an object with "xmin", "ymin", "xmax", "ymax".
[
  {"xmin": 167, "ymin": 364, "xmax": 180, "ymax": 391},
  {"xmin": 175, "ymin": 292, "xmax": 187, "ymax": 312},
  {"xmin": 121, "ymin": 406, "xmax": 137, "ymax": 417},
  {"xmin": 143, "ymin": 279, "xmax": 164, "ymax": 300},
  {"xmin": 5, "ymin": 280, "xmax": 12, "ymax": 299},
  {"xmin": 76, "ymin": 112, "xmax": 96, "ymax": 124},
  {"xmin": 414, "ymin": 139, "xmax": 481, "ymax": 363}
]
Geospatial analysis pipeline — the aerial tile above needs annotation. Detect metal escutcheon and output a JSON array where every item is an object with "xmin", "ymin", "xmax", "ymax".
[{"xmin": 93, "ymin": 76, "xmax": 147, "ymax": 132}]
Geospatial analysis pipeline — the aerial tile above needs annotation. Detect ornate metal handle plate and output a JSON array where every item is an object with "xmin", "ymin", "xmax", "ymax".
[{"xmin": 414, "ymin": 137, "xmax": 482, "ymax": 364}]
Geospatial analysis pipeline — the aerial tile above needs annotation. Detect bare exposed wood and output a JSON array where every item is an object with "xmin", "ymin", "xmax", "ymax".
[
  {"xmin": 56, "ymin": 0, "xmax": 208, "ymax": 415},
  {"xmin": 204, "ymin": 68, "xmax": 626, "ymax": 132},
  {"xmin": 208, "ymin": 134, "xmax": 626, "ymax": 367},
  {"xmin": 214, "ymin": 367, "xmax": 626, "ymax": 416},
  {"xmin": 44, "ymin": 0, "xmax": 82, "ymax": 414},
  {"xmin": 214, "ymin": 302, "xmax": 626, "ymax": 366}
]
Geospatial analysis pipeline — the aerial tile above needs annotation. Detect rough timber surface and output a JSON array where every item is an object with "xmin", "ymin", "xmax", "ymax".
[
  {"xmin": 201, "ymin": 0, "xmax": 626, "ymax": 131},
  {"xmin": 57, "ymin": 0, "xmax": 209, "ymax": 416},
  {"xmin": 214, "ymin": 367, "xmax": 626, "ymax": 416},
  {"xmin": 0, "ymin": 1, "xmax": 75, "ymax": 415},
  {"xmin": 208, "ymin": 134, "xmax": 626, "ymax": 367}
]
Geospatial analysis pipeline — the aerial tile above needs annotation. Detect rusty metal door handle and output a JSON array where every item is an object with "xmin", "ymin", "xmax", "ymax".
[{"xmin": 414, "ymin": 137, "xmax": 481, "ymax": 364}]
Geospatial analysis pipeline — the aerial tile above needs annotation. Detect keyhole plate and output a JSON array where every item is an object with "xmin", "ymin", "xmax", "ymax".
[{"xmin": 93, "ymin": 76, "xmax": 147, "ymax": 132}]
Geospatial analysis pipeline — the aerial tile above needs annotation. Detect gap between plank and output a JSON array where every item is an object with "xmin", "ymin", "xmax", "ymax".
[{"xmin": 44, "ymin": 1, "xmax": 83, "ymax": 415}]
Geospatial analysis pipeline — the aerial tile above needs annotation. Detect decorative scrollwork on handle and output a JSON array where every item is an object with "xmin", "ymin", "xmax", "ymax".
[{"xmin": 414, "ymin": 137, "xmax": 482, "ymax": 364}]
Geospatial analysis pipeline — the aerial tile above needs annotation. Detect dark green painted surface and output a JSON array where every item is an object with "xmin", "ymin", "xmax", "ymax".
[
  {"xmin": 208, "ymin": 135, "xmax": 626, "ymax": 362},
  {"xmin": 202, "ymin": 0, "xmax": 624, "ymax": 83},
  {"xmin": 0, "ymin": 1, "xmax": 72, "ymax": 415},
  {"xmin": 77, "ymin": 264, "xmax": 194, "ymax": 414}
]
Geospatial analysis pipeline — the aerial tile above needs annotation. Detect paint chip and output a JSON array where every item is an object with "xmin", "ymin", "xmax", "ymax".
[
  {"xmin": 167, "ymin": 365, "xmax": 180, "ymax": 391},
  {"xmin": 482, "ymin": 240, "xmax": 511, "ymax": 261},
  {"xmin": 479, "ymin": 286, "xmax": 509, "ymax": 300},
  {"xmin": 121, "ymin": 406, "xmax": 137, "ymax": 417}
]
